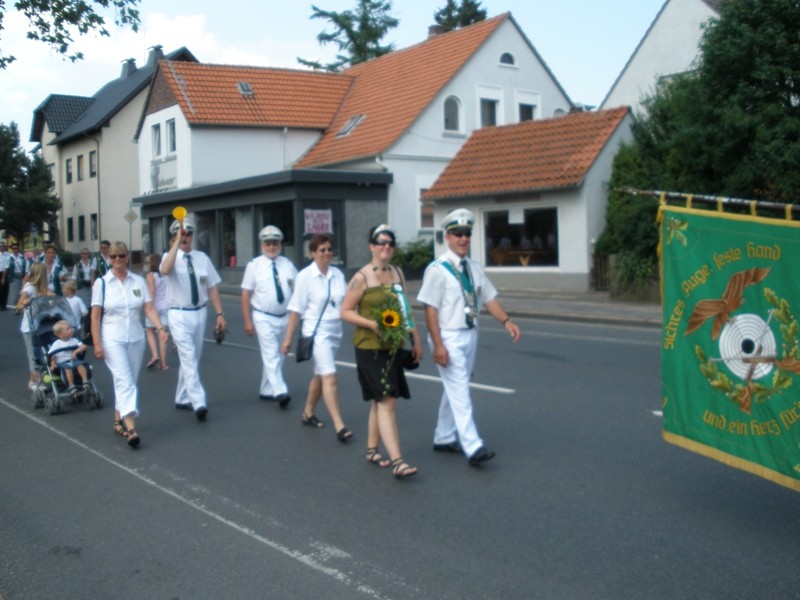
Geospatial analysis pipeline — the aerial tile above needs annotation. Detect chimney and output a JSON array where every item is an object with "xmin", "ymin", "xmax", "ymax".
[
  {"xmin": 428, "ymin": 24, "xmax": 447, "ymax": 38},
  {"xmin": 147, "ymin": 45, "xmax": 164, "ymax": 66},
  {"xmin": 120, "ymin": 58, "xmax": 136, "ymax": 79}
]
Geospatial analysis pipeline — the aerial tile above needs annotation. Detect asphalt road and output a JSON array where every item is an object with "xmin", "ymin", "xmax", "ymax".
[{"xmin": 1, "ymin": 297, "xmax": 798, "ymax": 600}]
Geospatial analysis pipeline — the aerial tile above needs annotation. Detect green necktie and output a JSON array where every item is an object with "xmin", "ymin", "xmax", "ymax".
[
  {"xmin": 272, "ymin": 260, "xmax": 285, "ymax": 304},
  {"xmin": 185, "ymin": 254, "xmax": 199, "ymax": 306}
]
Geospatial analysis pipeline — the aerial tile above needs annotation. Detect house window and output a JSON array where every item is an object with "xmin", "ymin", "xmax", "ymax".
[
  {"xmin": 480, "ymin": 99, "xmax": 498, "ymax": 127},
  {"xmin": 78, "ymin": 215, "xmax": 85, "ymax": 241},
  {"xmin": 519, "ymin": 103, "xmax": 536, "ymax": 122},
  {"xmin": 499, "ymin": 52, "xmax": 515, "ymax": 65},
  {"xmin": 77, "ymin": 155, "xmax": 84, "ymax": 181},
  {"xmin": 152, "ymin": 123, "xmax": 162, "ymax": 157},
  {"xmin": 90, "ymin": 213, "xmax": 97, "ymax": 240},
  {"xmin": 67, "ymin": 217, "xmax": 74, "ymax": 242},
  {"xmin": 337, "ymin": 114, "xmax": 364, "ymax": 137},
  {"xmin": 419, "ymin": 189, "xmax": 433, "ymax": 229},
  {"xmin": 65, "ymin": 158, "xmax": 73, "ymax": 184},
  {"xmin": 89, "ymin": 151, "xmax": 97, "ymax": 177},
  {"xmin": 485, "ymin": 207, "xmax": 558, "ymax": 267},
  {"xmin": 166, "ymin": 119, "xmax": 176, "ymax": 153},
  {"xmin": 444, "ymin": 96, "xmax": 461, "ymax": 132}
]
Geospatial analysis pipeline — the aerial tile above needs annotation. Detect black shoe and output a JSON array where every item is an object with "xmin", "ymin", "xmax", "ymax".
[
  {"xmin": 433, "ymin": 441, "xmax": 462, "ymax": 453},
  {"xmin": 276, "ymin": 394, "xmax": 291, "ymax": 409},
  {"xmin": 175, "ymin": 403, "xmax": 193, "ymax": 411},
  {"xmin": 195, "ymin": 406, "xmax": 208, "ymax": 421},
  {"xmin": 259, "ymin": 394, "xmax": 275, "ymax": 402},
  {"xmin": 468, "ymin": 446, "xmax": 495, "ymax": 466}
]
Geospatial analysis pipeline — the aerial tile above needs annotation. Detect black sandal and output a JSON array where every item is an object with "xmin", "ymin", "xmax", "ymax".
[
  {"xmin": 336, "ymin": 427, "xmax": 353, "ymax": 442},
  {"xmin": 391, "ymin": 457, "xmax": 418, "ymax": 479},
  {"xmin": 301, "ymin": 412, "xmax": 324, "ymax": 428},
  {"xmin": 126, "ymin": 428, "xmax": 141, "ymax": 448},
  {"xmin": 366, "ymin": 447, "xmax": 390, "ymax": 468},
  {"xmin": 114, "ymin": 419, "xmax": 129, "ymax": 438}
]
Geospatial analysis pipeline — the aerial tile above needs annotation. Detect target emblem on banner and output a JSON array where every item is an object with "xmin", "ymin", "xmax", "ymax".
[{"xmin": 718, "ymin": 313, "xmax": 776, "ymax": 380}]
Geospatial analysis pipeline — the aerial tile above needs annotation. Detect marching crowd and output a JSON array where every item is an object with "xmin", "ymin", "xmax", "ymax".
[{"xmin": 8, "ymin": 208, "xmax": 520, "ymax": 479}]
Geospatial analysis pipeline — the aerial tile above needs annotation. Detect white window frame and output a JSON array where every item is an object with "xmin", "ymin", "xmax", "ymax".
[
  {"xmin": 166, "ymin": 119, "xmax": 176, "ymax": 154},
  {"xmin": 443, "ymin": 96, "xmax": 463, "ymax": 134},
  {"xmin": 515, "ymin": 90, "xmax": 541, "ymax": 123},
  {"xmin": 476, "ymin": 84, "xmax": 504, "ymax": 128},
  {"xmin": 151, "ymin": 123, "xmax": 162, "ymax": 158}
]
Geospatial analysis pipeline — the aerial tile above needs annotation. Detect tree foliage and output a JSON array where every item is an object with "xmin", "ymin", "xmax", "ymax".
[
  {"xmin": 0, "ymin": 0, "xmax": 141, "ymax": 69},
  {"xmin": 298, "ymin": 0, "xmax": 398, "ymax": 72},
  {"xmin": 433, "ymin": 0, "xmax": 486, "ymax": 32},
  {"xmin": 598, "ymin": 0, "xmax": 800, "ymax": 289},
  {"xmin": 0, "ymin": 123, "xmax": 61, "ymax": 246}
]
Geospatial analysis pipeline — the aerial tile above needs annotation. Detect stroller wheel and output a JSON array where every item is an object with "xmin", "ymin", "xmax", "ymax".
[
  {"xmin": 92, "ymin": 390, "xmax": 104, "ymax": 410},
  {"xmin": 29, "ymin": 387, "xmax": 44, "ymax": 409},
  {"xmin": 45, "ymin": 394, "xmax": 62, "ymax": 416}
]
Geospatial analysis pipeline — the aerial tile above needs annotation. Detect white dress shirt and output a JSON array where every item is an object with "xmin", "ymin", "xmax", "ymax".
[
  {"xmin": 161, "ymin": 248, "xmax": 221, "ymax": 308},
  {"xmin": 241, "ymin": 254, "xmax": 297, "ymax": 314},
  {"xmin": 287, "ymin": 262, "xmax": 345, "ymax": 335},
  {"xmin": 91, "ymin": 271, "xmax": 150, "ymax": 343}
]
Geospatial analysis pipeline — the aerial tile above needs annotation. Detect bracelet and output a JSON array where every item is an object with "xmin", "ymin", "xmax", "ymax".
[
  {"xmin": 158, "ymin": 326, "xmax": 167, "ymax": 332},
  {"xmin": 217, "ymin": 312, "xmax": 225, "ymax": 317},
  {"xmin": 502, "ymin": 317, "xmax": 511, "ymax": 325}
]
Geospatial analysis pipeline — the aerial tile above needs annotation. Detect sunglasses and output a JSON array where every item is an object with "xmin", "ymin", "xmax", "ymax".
[
  {"xmin": 316, "ymin": 247, "xmax": 333, "ymax": 253},
  {"xmin": 262, "ymin": 240, "xmax": 280, "ymax": 246},
  {"xmin": 109, "ymin": 253, "xmax": 127, "ymax": 259},
  {"xmin": 373, "ymin": 239, "xmax": 395, "ymax": 248},
  {"xmin": 449, "ymin": 229, "xmax": 472, "ymax": 238}
]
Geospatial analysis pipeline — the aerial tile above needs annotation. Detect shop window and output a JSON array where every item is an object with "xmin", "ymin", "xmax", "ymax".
[{"xmin": 485, "ymin": 208, "xmax": 558, "ymax": 267}]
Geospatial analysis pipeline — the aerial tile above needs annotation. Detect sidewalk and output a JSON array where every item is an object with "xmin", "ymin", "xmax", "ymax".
[{"xmin": 219, "ymin": 279, "xmax": 663, "ymax": 329}]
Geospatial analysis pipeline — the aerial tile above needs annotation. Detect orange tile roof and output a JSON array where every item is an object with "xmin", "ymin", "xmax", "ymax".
[
  {"xmin": 424, "ymin": 107, "xmax": 631, "ymax": 200},
  {"xmin": 159, "ymin": 62, "xmax": 353, "ymax": 128},
  {"xmin": 295, "ymin": 14, "xmax": 508, "ymax": 168}
]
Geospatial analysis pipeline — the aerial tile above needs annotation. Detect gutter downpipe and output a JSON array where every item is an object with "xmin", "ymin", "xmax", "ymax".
[{"xmin": 84, "ymin": 133, "xmax": 101, "ymax": 250}]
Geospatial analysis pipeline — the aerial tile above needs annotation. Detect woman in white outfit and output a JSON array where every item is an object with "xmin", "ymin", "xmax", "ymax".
[
  {"xmin": 282, "ymin": 233, "xmax": 352, "ymax": 442},
  {"xmin": 91, "ymin": 242, "xmax": 168, "ymax": 448}
]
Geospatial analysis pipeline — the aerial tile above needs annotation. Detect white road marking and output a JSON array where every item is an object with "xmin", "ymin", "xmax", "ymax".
[{"xmin": 652, "ymin": 410, "xmax": 663, "ymax": 417}]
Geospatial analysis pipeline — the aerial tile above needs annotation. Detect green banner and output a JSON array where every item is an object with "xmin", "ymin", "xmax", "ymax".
[{"xmin": 660, "ymin": 205, "xmax": 800, "ymax": 492}]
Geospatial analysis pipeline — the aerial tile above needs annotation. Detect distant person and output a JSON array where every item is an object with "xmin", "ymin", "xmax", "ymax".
[
  {"xmin": 17, "ymin": 262, "xmax": 52, "ymax": 391},
  {"xmin": 72, "ymin": 248, "xmax": 94, "ymax": 305},
  {"xmin": 62, "ymin": 280, "xmax": 87, "ymax": 328},
  {"xmin": 417, "ymin": 209, "xmax": 521, "ymax": 466},
  {"xmin": 0, "ymin": 240, "xmax": 10, "ymax": 310},
  {"xmin": 6, "ymin": 242, "xmax": 28, "ymax": 308},
  {"xmin": 241, "ymin": 225, "xmax": 297, "ymax": 407},
  {"xmin": 144, "ymin": 253, "xmax": 170, "ymax": 370},
  {"xmin": 41, "ymin": 244, "xmax": 66, "ymax": 295},
  {"xmin": 91, "ymin": 240, "xmax": 111, "ymax": 286}
]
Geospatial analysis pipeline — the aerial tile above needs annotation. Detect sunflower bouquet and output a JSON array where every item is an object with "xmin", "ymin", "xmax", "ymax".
[{"xmin": 371, "ymin": 293, "xmax": 409, "ymax": 395}]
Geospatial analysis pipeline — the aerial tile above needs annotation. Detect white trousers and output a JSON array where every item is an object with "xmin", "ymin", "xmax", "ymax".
[
  {"xmin": 430, "ymin": 328, "xmax": 483, "ymax": 457},
  {"xmin": 103, "ymin": 336, "xmax": 145, "ymax": 418},
  {"xmin": 8, "ymin": 279, "xmax": 22, "ymax": 308},
  {"xmin": 169, "ymin": 308, "xmax": 207, "ymax": 409},
  {"xmin": 253, "ymin": 311, "xmax": 288, "ymax": 396}
]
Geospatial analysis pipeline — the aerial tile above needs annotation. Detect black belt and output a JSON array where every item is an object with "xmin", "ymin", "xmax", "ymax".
[
  {"xmin": 253, "ymin": 307, "xmax": 287, "ymax": 318},
  {"xmin": 169, "ymin": 304, "xmax": 206, "ymax": 311}
]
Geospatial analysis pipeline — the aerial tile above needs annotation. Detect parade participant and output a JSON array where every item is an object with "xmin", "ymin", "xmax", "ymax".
[
  {"xmin": 281, "ymin": 234, "xmax": 351, "ymax": 441},
  {"xmin": 92, "ymin": 242, "xmax": 168, "ymax": 448},
  {"xmin": 241, "ymin": 225, "xmax": 297, "ymax": 407},
  {"xmin": 160, "ymin": 217, "xmax": 226, "ymax": 420},
  {"xmin": 71, "ymin": 248, "xmax": 93, "ymax": 305},
  {"xmin": 42, "ymin": 244, "xmax": 66, "ymax": 295},
  {"xmin": 0, "ymin": 240, "xmax": 10, "ymax": 310},
  {"xmin": 6, "ymin": 242, "xmax": 27, "ymax": 308},
  {"xmin": 91, "ymin": 240, "xmax": 111, "ymax": 286},
  {"xmin": 17, "ymin": 262, "xmax": 51, "ymax": 391},
  {"xmin": 417, "ymin": 209, "xmax": 521, "ymax": 466},
  {"xmin": 144, "ymin": 253, "xmax": 170, "ymax": 370},
  {"xmin": 341, "ymin": 224, "xmax": 423, "ymax": 478}
]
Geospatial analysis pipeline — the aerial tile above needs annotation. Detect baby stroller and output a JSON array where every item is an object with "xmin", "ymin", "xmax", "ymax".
[{"xmin": 27, "ymin": 296, "xmax": 103, "ymax": 415}]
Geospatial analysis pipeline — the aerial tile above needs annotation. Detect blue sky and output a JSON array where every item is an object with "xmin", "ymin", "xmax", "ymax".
[{"xmin": 1, "ymin": 0, "xmax": 666, "ymax": 148}]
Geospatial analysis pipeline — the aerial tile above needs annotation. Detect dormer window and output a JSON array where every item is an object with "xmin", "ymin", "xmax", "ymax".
[
  {"xmin": 499, "ymin": 52, "xmax": 515, "ymax": 66},
  {"xmin": 444, "ymin": 96, "xmax": 461, "ymax": 132},
  {"xmin": 238, "ymin": 81, "xmax": 254, "ymax": 96},
  {"xmin": 337, "ymin": 114, "xmax": 364, "ymax": 137}
]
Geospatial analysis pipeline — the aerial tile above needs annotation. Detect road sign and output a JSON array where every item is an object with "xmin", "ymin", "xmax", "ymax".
[{"xmin": 124, "ymin": 210, "xmax": 138, "ymax": 224}]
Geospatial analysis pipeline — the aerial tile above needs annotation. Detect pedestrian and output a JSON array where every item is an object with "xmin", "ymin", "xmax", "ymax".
[
  {"xmin": 417, "ymin": 209, "xmax": 521, "ymax": 466},
  {"xmin": 41, "ymin": 244, "xmax": 66, "ymax": 295},
  {"xmin": 160, "ymin": 217, "xmax": 227, "ymax": 421},
  {"xmin": 144, "ymin": 253, "xmax": 170, "ymax": 370},
  {"xmin": 71, "ymin": 248, "xmax": 93, "ymax": 305},
  {"xmin": 340, "ymin": 224, "xmax": 423, "ymax": 478},
  {"xmin": 281, "ymin": 233, "xmax": 352, "ymax": 441},
  {"xmin": 16, "ymin": 262, "xmax": 52, "ymax": 391},
  {"xmin": 91, "ymin": 242, "xmax": 168, "ymax": 448},
  {"xmin": 91, "ymin": 240, "xmax": 111, "ymax": 286},
  {"xmin": 61, "ymin": 280, "xmax": 87, "ymax": 328},
  {"xmin": 6, "ymin": 242, "xmax": 28, "ymax": 308},
  {"xmin": 0, "ymin": 240, "xmax": 10, "ymax": 310},
  {"xmin": 241, "ymin": 225, "xmax": 297, "ymax": 407}
]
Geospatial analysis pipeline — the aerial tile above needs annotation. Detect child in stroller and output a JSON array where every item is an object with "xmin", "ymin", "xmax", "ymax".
[{"xmin": 48, "ymin": 319, "xmax": 91, "ymax": 399}]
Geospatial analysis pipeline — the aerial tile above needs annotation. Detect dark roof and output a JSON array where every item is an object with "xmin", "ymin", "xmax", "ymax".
[
  {"xmin": 29, "ymin": 95, "xmax": 93, "ymax": 143},
  {"xmin": 42, "ymin": 47, "xmax": 197, "ymax": 146},
  {"xmin": 701, "ymin": 0, "xmax": 724, "ymax": 12}
]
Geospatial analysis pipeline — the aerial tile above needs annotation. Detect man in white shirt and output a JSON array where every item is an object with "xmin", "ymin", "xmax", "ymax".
[
  {"xmin": 417, "ymin": 208, "xmax": 521, "ymax": 466},
  {"xmin": 241, "ymin": 225, "xmax": 297, "ymax": 407},
  {"xmin": 5, "ymin": 242, "xmax": 27, "ymax": 308},
  {"xmin": 161, "ymin": 217, "xmax": 227, "ymax": 420}
]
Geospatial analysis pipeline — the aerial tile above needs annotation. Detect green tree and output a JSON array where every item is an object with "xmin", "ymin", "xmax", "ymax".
[
  {"xmin": 598, "ymin": 0, "xmax": 800, "ymax": 290},
  {"xmin": 433, "ymin": 0, "xmax": 486, "ymax": 32},
  {"xmin": 0, "ymin": 0, "xmax": 141, "ymax": 69},
  {"xmin": 298, "ymin": 0, "xmax": 398, "ymax": 72},
  {"xmin": 0, "ymin": 123, "xmax": 61, "ymax": 247}
]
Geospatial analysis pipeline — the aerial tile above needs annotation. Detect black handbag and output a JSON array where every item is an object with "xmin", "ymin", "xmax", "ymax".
[
  {"xmin": 296, "ymin": 279, "xmax": 331, "ymax": 363},
  {"xmin": 399, "ymin": 347, "xmax": 419, "ymax": 370}
]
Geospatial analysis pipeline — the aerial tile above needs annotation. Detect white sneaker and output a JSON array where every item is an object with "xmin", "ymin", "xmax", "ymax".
[{"xmin": 28, "ymin": 381, "xmax": 37, "ymax": 391}]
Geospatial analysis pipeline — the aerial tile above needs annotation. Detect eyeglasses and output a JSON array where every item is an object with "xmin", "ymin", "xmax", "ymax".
[
  {"xmin": 262, "ymin": 240, "xmax": 280, "ymax": 246},
  {"xmin": 316, "ymin": 247, "xmax": 333, "ymax": 253},
  {"xmin": 373, "ymin": 239, "xmax": 395, "ymax": 248},
  {"xmin": 449, "ymin": 229, "xmax": 472, "ymax": 238},
  {"xmin": 109, "ymin": 254, "xmax": 127, "ymax": 259}
]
